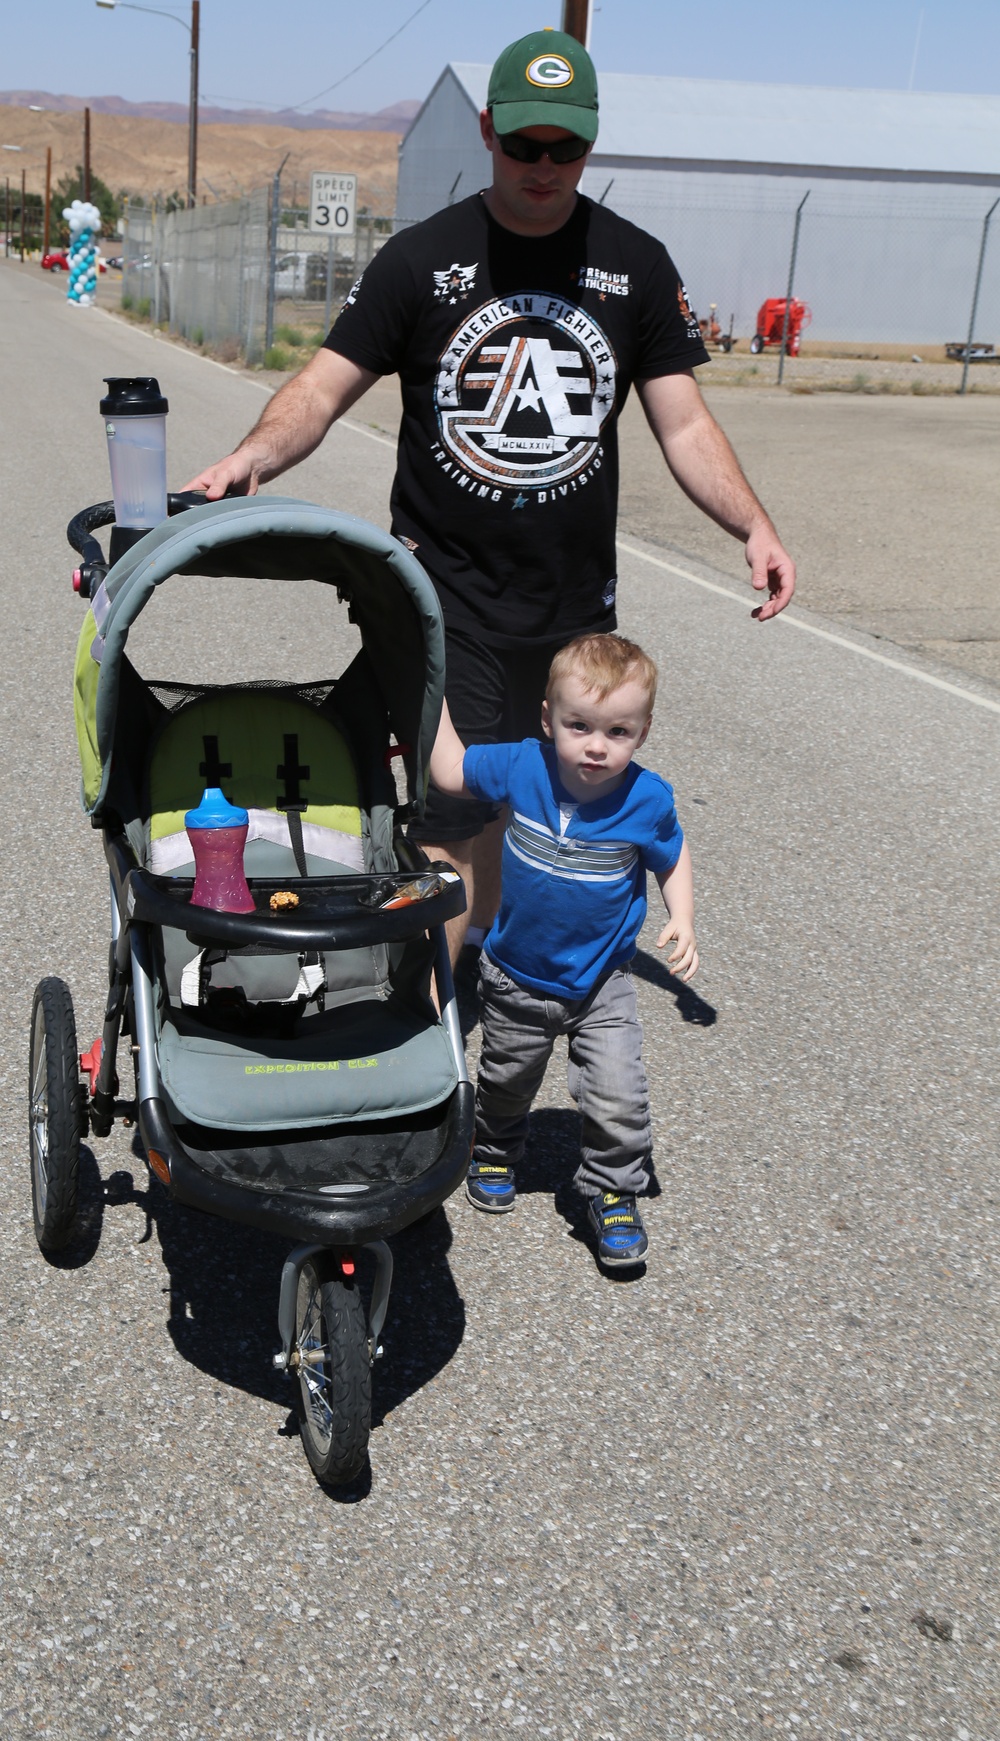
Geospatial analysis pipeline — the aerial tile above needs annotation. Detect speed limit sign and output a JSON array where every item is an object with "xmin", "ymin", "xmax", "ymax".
[{"xmin": 309, "ymin": 173, "xmax": 357, "ymax": 237}]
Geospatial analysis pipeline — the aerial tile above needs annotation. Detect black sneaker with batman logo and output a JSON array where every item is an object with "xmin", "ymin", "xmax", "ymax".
[{"xmin": 587, "ymin": 1192, "xmax": 648, "ymax": 1267}]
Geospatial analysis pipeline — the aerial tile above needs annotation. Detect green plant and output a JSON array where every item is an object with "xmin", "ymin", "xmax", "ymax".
[
  {"xmin": 51, "ymin": 168, "xmax": 119, "ymax": 247},
  {"xmin": 121, "ymin": 292, "xmax": 134, "ymax": 311},
  {"xmin": 851, "ymin": 371, "xmax": 870, "ymax": 390},
  {"xmin": 191, "ymin": 326, "xmax": 205, "ymax": 347},
  {"xmin": 273, "ymin": 323, "xmax": 305, "ymax": 347},
  {"xmin": 137, "ymin": 297, "xmax": 151, "ymax": 319},
  {"xmin": 263, "ymin": 344, "xmax": 291, "ymax": 371}
]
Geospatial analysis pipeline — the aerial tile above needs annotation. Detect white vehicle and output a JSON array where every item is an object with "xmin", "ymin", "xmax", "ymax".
[{"xmin": 274, "ymin": 251, "xmax": 310, "ymax": 296}]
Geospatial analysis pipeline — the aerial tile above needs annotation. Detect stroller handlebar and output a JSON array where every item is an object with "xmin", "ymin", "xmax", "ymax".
[{"xmin": 68, "ymin": 494, "xmax": 209, "ymax": 597}]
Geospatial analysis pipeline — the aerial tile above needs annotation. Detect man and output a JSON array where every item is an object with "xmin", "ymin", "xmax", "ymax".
[{"xmin": 186, "ymin": 29, "xmax": 795, "ymax": 962}]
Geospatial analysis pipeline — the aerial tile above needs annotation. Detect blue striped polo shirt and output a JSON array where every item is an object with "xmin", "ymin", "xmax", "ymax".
[{"xmin": 464, "ymin": 738, "xmax": 684, "ymax": 1000}]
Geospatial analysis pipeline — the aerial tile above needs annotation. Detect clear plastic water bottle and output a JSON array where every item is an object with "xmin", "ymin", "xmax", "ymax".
[
  {"xmin": 100, "ymin": 376, "xmax": 169, "ymax": 529},
  {"xmin": 184, "ymin": 788, "xmax": 255, "ymax": 914}
]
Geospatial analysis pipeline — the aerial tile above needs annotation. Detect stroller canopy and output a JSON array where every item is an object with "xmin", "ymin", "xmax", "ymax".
[{"xmin": 73, "ymin": 497, "xmax": 446, "ymax": 819}]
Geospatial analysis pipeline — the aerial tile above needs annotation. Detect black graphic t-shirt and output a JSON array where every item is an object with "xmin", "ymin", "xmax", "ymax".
[{"xmin": 325, "ymin": 193, "xmax": 709, "ymax": 646}]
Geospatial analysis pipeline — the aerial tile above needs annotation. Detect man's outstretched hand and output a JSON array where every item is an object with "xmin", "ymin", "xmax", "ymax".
[
  {"xmin": 181, "ymin": 449, "xmax": 260, "ymax": 500},
  {"xmin": 746, "ymin": 521, "xmax": 796, "ymax": 620}
]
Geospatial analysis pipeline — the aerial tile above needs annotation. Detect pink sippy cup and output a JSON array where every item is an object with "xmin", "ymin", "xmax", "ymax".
[{"xmin": 184, "ymin": 788, "xmax": 255, "ymax": 914}]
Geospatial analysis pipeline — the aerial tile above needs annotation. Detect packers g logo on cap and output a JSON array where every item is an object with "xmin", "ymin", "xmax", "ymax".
[{"xmin": 526, "ymin": 54, "xmax": 574, "ymax": 88}]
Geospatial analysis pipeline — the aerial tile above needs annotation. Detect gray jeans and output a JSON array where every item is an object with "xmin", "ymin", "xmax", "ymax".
[{"xmin": 474, "ymin": 953, "xmax": 653, "ymax": 1197}]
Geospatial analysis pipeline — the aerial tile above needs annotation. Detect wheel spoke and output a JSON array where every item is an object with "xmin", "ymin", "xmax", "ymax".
[{"xmin": 297, "ymin": 1280, "xmax": 334, "ymax": 1446}]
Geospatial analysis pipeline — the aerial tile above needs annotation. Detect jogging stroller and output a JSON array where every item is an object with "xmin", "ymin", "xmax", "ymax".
[{"xmin": 29, "ymin": 493, "xmax": 474, "ymax": 1485}]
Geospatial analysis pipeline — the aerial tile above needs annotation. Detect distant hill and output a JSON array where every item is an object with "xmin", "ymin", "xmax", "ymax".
[
  {"xmin": 0, "ymin": 91, "xmax": 420, "ymax": 133},
  {"xmin": 0, "ymin": 105, "xmax": 400, "ymax": 210}
]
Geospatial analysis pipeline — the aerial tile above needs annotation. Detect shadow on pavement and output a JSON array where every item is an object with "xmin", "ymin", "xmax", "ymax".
[
  {"xmin": 631, "ymin": 946, "xmax": 717, "ymax": 1026},
  {"xmin": 94, "ymin": 1141, "xmax": 466, "ymax": 1433},
  {"xmin": 41, "ymin": 1145, "xmax": 106, "ymax": 1270},
  {"xmin": 513, "ymin": 1107, "xmax": 659, "ymax": 1284}
]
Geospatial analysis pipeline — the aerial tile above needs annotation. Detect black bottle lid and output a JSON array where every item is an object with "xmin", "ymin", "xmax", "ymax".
[{"xmin": 100, "ymin": 376, "xmax": 169, "ymax": 417}]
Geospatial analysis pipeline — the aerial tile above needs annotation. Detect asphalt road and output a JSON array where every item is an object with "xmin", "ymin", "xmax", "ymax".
[{"xmin": 1, "ymin": 259, "xmax": 998, "ymax": 1741}]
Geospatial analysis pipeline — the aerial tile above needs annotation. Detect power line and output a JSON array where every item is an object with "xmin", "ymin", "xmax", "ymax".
[
  {"xmin": 290, "ymin": 0, "xmax": 435, "ymax": 112},
  {"xmin": 201, "ymin": 0, "xmax": 436, "ymax": 115}
]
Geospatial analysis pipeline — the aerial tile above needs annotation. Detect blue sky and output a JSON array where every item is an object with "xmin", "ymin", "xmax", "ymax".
[{"xmin": 6, "ymin": 0, "xmax": 1000, "ymax": 114}]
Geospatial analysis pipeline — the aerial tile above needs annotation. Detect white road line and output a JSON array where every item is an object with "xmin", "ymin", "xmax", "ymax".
[
  {"xmin": 339, "ymin": 419, "xmax": 396, "ymax": 449},
  {"xmin": 617, "ymin": 538, "xmax": 1000, "ymax": 717}
]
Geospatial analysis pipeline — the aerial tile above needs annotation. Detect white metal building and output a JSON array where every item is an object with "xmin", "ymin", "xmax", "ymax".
[{"xmin": 396, "ymin": 67, "xmax": 1000, "ymax": 344}]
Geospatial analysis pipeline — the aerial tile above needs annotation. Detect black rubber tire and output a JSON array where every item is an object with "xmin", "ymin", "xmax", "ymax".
[
  {"xmin": 28, "ymin": 978, "xmax": 84, "ymax": 1252},
  {"xmin": 295, "ymin": 1261, "xmax": 372, "ymax": 1485},
  {"xmin": 749, "ymin": 334, "xmax": 764, "ymax": 355}
]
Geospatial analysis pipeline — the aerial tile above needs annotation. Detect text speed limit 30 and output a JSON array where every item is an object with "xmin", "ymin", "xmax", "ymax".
[{"xmin": 309, "ymin": 173, "xmax": 357, "ymax": 237}]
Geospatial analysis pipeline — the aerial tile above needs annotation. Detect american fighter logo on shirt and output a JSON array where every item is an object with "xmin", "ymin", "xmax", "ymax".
[
  {"xmin": 433, "ymin": 292, "xmax": 618, "ymax": 492},
  {"xmin": 433, "ymin": 262, "xmax": 478, "ymax": 304}
]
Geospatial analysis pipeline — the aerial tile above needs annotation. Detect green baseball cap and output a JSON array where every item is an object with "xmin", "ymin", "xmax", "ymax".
[{"xmin": 488, "ymin": 29, "xmax": 599, "ymax": 143}]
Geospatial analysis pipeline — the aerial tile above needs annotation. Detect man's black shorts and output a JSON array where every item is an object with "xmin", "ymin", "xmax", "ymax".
[{"xmin": 410, "ymin": 625, "xmax": 574, "ymax": 844}]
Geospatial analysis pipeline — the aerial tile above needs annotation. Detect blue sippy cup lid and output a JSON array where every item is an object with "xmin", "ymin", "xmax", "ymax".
[{"xmin": 184, "ymin": 787, "xmax": 249, "ymax": 830}]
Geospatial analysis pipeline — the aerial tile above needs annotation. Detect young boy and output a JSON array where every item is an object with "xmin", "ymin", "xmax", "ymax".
[{"xmin": 429, "ymin": 633, "xmax": 697, "ymax": 1269}]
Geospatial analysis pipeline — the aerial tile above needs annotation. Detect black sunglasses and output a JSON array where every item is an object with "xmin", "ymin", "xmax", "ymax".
[{"xmin": 497, "ymin": 131, "xmax": 590, "ymax": 165}]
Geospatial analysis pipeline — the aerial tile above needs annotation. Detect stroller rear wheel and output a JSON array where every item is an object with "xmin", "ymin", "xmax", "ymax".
[
  {"xmin": 29, "ymin": 978, "xmax": 84, "ymax": 1251},
  {"xmin": 295, "ymin": 1260, "xmax": 372, "ymax": 1485}
]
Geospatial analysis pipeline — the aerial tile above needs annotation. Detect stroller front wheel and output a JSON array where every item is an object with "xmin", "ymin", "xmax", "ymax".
[
  {"xmin": 295, "ymin": 1260, "xmax": 372, "ymax": 1485},
  {"xmin": 29, "ymin": 979, "xmax": 84, "ymax": 1251}
]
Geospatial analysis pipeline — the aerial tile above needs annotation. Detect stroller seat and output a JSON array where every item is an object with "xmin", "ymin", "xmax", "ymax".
[
  {"xmin": 157, "ymin": 997, "xmax": 460, "ymax": 1133},
  {"xmin": 147, "ymin": 687, "xmax": 367, "ymax": 878},
  {"xmin": 141, "ymin": 685, "xmax": 458, "ymax": 1134}
]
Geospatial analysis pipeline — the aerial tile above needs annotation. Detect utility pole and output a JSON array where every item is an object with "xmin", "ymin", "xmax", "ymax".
[
  {"xmin": 265, "ymin": 151, "xmax": 291, "ymax": 354},
  {"xmin": 561, "ymin": 0, "xmax": 591, "ymax": 47},
  {"xmin": 187, "ymin": 0, "xmax": 200, "ymax": 206},
  {"xmin": 43, "ymin": 145, "xmax": 52, "ymax": 255},
  {"xmin": 84, "ymin": 106, "xmax": 92, "ymax": 203},
  {"xmin": 19, "ymin": 167, "xmax": 26, "ymax": 261},
  {"xmin": 4, "ymin": 179, "xmax": 9, "ymax": 258}
]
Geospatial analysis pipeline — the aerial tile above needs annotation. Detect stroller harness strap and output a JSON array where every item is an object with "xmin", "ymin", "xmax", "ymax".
[{"xmin": 180, "ymin": 948, "xmax": 326, "ymax": 1013}]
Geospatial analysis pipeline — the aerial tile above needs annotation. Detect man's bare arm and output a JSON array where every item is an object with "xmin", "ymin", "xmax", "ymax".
[
  {"xmin": 636, "ymin": 370, "xmax": 795, "ymax": 620},
  {"xmin": 183, "ymin": 349, "xmax": 380, "ymax": 499}
]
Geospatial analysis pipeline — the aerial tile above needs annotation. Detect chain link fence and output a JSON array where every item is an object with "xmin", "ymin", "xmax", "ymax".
[
  {"xmin": 580, "ymin": 171, "xmax": 1000, "ymax": 388},
  {"xmin": 120, "ymin": 190, "xmax": 388, "ymax": 366},
  {"xmin": 268, "ymin": 204, "xmax": 389, "ymax": 326},
  {"xmin": 118, "ymin": 177, "xmax": 1000, "ymax": 390}
]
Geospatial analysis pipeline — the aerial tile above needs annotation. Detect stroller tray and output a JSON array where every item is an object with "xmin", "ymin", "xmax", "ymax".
[{"xmin": 127, "ymin": 867, "xmax": 465, "ymax": 950}]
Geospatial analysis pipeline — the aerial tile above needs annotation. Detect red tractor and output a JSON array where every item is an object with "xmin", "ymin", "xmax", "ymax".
[{"xmin": 749, "ymin": 297, "xmax": 812, "ymax": 356}]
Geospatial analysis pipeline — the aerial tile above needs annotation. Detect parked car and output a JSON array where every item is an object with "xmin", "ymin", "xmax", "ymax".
[
  {"xmin": 40, "ymin": 251, "xmax": 108, "ymax": 274},
  {"xmin": 104, "ymin": 255, "xmax": 124, "ymax": 270}
]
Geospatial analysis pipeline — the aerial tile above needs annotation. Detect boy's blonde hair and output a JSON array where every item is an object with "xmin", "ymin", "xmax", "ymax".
[{"xmin": 546, "ymin": 633, "xmax": 658, "ymax": 711}]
